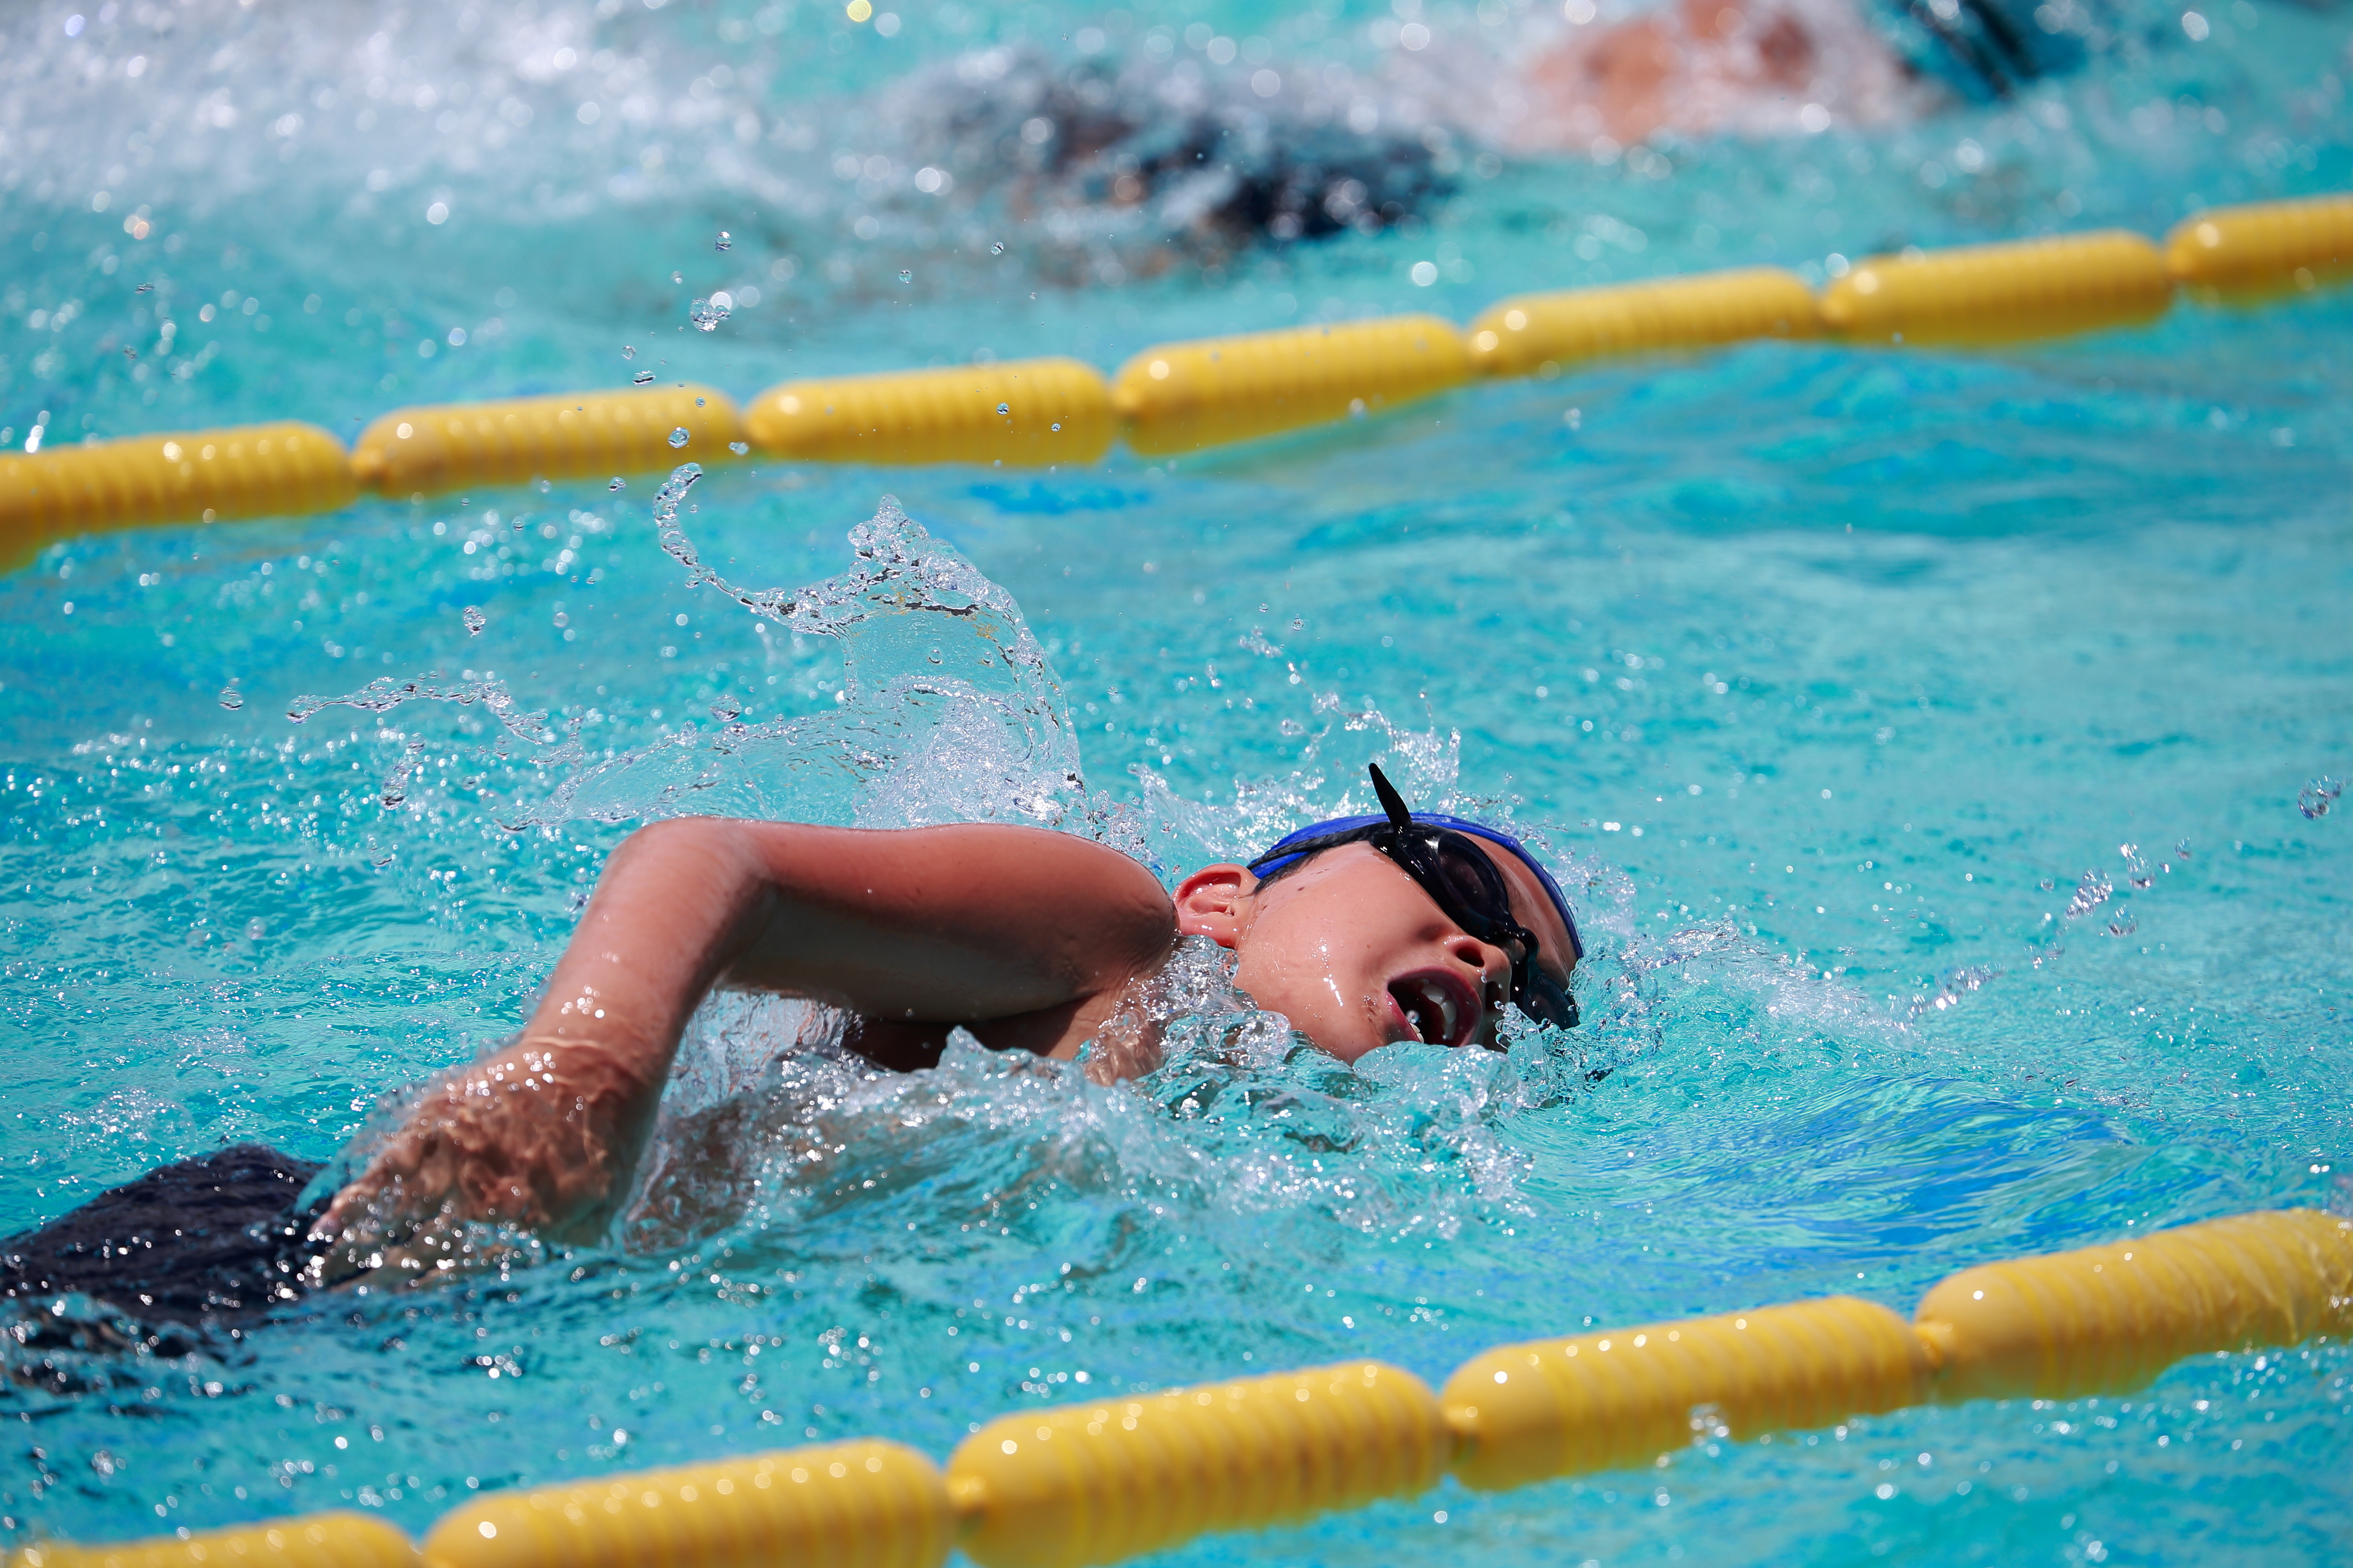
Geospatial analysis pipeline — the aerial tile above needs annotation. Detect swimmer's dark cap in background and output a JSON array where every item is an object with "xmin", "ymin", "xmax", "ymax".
[{"xmin": 1247, "ymin": 767, "xmax": 1584, "ymax": 963}]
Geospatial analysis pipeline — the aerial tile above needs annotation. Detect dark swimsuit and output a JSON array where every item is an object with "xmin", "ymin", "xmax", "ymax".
[{"xmin": 2, "ymin": 1145, "xmax": 324, "ymax": 1335}]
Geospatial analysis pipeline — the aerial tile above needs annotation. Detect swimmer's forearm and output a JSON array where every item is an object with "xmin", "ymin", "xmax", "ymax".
[{"xmin": 520, "ymin": 816, "xmax": 1176, "ymax": 1118}]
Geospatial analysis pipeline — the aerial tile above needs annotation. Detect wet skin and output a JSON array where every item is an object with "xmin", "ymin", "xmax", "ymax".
[
  {"xmin": 1174, "ymin": 842, "xmax": 1578, "ymax": 1064},
  {"xmin": 316, "ymin": 817, "xmax": 1577, "ymax": 1271}
]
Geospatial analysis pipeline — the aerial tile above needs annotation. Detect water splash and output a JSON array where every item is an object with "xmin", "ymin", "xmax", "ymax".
[
  {"xmin": 2063, "ymin": 868, "xmax": 2113, "ymax": 919},
  {"xmin": 287, "ymin": 673, "xmax": 569, "ymax": 753},
  {"xmin": 525, "ymin": 471, "xmax": 1108, "ymax": 840},
  {"xmin": 380, "ymin": 740, "xmax": 428, "ymax": 809}
]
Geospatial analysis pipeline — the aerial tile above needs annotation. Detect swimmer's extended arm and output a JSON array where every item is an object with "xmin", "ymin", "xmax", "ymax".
[{"xmin": 318, "ymin": 819, "xmax": 1175, "ymax": 1257}]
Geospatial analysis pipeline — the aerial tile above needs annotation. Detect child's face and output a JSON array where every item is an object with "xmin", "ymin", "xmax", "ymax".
[{"xmin": 1175, "ymin": 842, "xmax": 1579, "ymax": 1063}]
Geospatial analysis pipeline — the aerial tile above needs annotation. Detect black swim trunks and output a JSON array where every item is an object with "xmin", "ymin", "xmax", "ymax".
[{"xmin": 1, "ymin": 1144, "xmax": 324, "ymax": 1332}]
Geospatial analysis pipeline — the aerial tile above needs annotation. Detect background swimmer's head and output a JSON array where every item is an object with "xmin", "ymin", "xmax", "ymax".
[{"xmin": 1172, "ymin": 801, "xmax": 1580, "ymax": 1065}]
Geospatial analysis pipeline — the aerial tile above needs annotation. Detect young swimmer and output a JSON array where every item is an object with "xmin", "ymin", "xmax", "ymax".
[{"xmin": 312, "ymin": 765, "xmax": 1581, "ymax": 1269}]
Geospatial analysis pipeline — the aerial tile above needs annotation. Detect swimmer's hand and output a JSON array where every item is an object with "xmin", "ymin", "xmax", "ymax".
[{"xmin": 309, "ymin": 1037, "xmax": 641, "ymax": 1286}]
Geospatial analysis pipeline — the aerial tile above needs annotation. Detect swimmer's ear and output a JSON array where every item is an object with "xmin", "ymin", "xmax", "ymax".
[{"xmin": 1172, "ymin": 864, "xmax": 1254, "ymax": 950}]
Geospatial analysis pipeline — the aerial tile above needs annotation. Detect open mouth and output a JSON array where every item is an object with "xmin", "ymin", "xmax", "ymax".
[{"xmin": 1387, "ymin": 971, "xmax": 1480, "ymax": 1049}]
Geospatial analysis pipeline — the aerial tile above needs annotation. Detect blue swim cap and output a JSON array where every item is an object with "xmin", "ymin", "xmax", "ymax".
[{"xmin": 1249, "ymin": 810, "xmax": 1583, "ymax": 964}]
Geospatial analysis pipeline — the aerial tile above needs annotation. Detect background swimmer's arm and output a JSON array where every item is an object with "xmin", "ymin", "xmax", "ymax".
[{"xmin": 318, "ymin": 818, "xmax": 1175, "ymax": 1253}]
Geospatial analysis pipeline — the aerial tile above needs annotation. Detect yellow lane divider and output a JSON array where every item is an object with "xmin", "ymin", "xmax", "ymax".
[
  {"xmin": 1111, "ymin": 315, "xmax": 1471, "ymax": 455},
  {"xmin": 744, "ymin": 359, "xmax": 1114, "ymax": 468},
  {"xmin": 1442, "ymin": 1295, "xmax": 1928, "ymax": 1492},
  {"xmin": 2165, "ymin": 194, "xmax": 2353, "ymax": 303},
  {"xmin": 422, "ymin": 1441, "xmax": 952, "ymax": 1568},
  {"xmin": 12, "ymin": 1512, "xmax": 418, "ymax": 1568},
  {"xmin": 946, "ymin": 1360, "xmax": 1449, "ymax": 1568},
  {"xmin": 1914, "ymin": 1207, "xmax": 2353, "ymax": 1403},
  {"xmin": 4, "ymin": 193, "xmax": 2347, "ymax": 569},
  {"xmin": 1818, "ymin": 229, "xmax": 2173, "ymax": 345},
  {"xmin": 352, "ymin": 385, "xmax": 743, "ymax": 502},
  {"xmin": 0, "ymin": 422, "xmax": 353, "ymax": 573},
  {"xmin": 1467, "ymin": 266, "xmax": 1819, "ymax": 378},
  {"xmin": 16, "ymin": 1210, "xmax": 2347, "ymax": 1568}
]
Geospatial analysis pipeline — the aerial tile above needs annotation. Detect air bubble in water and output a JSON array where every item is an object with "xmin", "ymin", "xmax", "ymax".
[
  {"xmin": 715, "ymin": 231, "xmax": 732, "ymax": 251},
  {"xmin": 218, "ymin": 686, "xmax": 244, "ymax": 710},
  {"xmin": 689, "ymin": 296, "xmax": 731, "ymax": 331},
  {"xmin": 609, "ymin": 477, "xmax": 626, "ymax": 491},
  {"xmin": 634, "ymin": 370, "xmax": 655, "ymax": 385},
  {"xmin": 669, "ymin": 427, "xmax": 691, "ymax": 449},
  {"xmin": 728, "ymin": 441, "xmax": 749, "ymax": 455},
  {"xmin": 622, "ymin": 345, "xmax": 636, "ymax": 360},
  {"xmin": 462, "ymin": 605, "xmax": 486, "ymax": 635},
  {"xmin": 2299, "ymin": 776, "xmax": 2344, "ymax": 819},
  {"xmin": 991, "ymin": 242, "xmax": 1005, "ymax": 255}
]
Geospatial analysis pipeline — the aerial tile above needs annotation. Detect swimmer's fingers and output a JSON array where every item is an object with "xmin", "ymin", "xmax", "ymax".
[{"xmin": 311, "ymin": 1122, "xmax": 436, "ymax": 1244}]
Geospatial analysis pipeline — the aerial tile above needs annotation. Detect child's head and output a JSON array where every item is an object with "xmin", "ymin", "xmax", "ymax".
[{"xmin": 1171, "ymin": 767, "xmax": 1582, "ymax": 1063}]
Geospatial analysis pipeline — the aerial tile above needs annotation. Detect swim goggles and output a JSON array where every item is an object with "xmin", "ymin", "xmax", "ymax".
[{"xmin": 1247, "ymin": 763, "xmax": 1581, "ymax": 1031}]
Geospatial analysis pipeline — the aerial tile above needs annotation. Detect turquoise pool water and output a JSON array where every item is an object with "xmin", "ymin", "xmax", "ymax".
[{"xmin": 5, "ymin": 0, "xmax": 2352, "ymax": 1562}]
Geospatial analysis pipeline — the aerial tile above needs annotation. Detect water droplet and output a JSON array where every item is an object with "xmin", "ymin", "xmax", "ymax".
[
  {"xmin": 669, "ymin": 426, "xmax": 691, "ymax": 449},
  {"xmin": 218, "ymin": 686, "xmax": 244, "ymax": 710},
  {"xmin": 899, "ymin": 269, "xmax": 912, "ymax": 282},
  {"xmin": 714, "ymin": 231, "xmax": 732, "ymax": 251},
  {"xmin": 1051, "ymin": 422, "xmax": 1061, "ymax": 432},
  {"xmin": 671, "ymin": 271, "xmax": 684, "ymax": 283},
  {"xmin": 991, "ymin": 242, "xmax": 1005, "ymax": 255},
  {"xmin": 996, "ymin": 402, "xmax": 1011, "ymax": 415},
  {"xmin": 728, "ymin": 441, "xmax": 749, "ymax": 455},
  {"xmin": 2064, "ymin": 869, "xmax": 2112, "ymax": 919},
  {"xmin": 608, "ymin": 477, "xmax": 626, "ymax": 491},
  {"xmin": 462, "ymin": 606, "xmax": 486, "ymax": 635},
  {"xmin": 689, "ymin": 296, "xmax": 731, "ymax": 331},
  {"xmin": 634, "ymin": 370, "xmax": 656, "ymax": 385},
  {"xmin": 622, "ymin": 345, "xmax": 636, "ymax": 361},
  {"xmin": 2176, "ymin": 839, "xmax": 2192, "ymax": 859},
  {"xmin": 709, "ymin": 703, "xmax": 741, "ymax": 723},
  {"xmin": 2300, "ymin": 776, "xmax": 2344, "ymax": 819}
]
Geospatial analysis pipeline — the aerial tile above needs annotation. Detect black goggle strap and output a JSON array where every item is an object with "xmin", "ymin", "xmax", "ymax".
[{"xmin": 1367, "ymin": 760, "xmax": 1415, "ymax": 828}]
